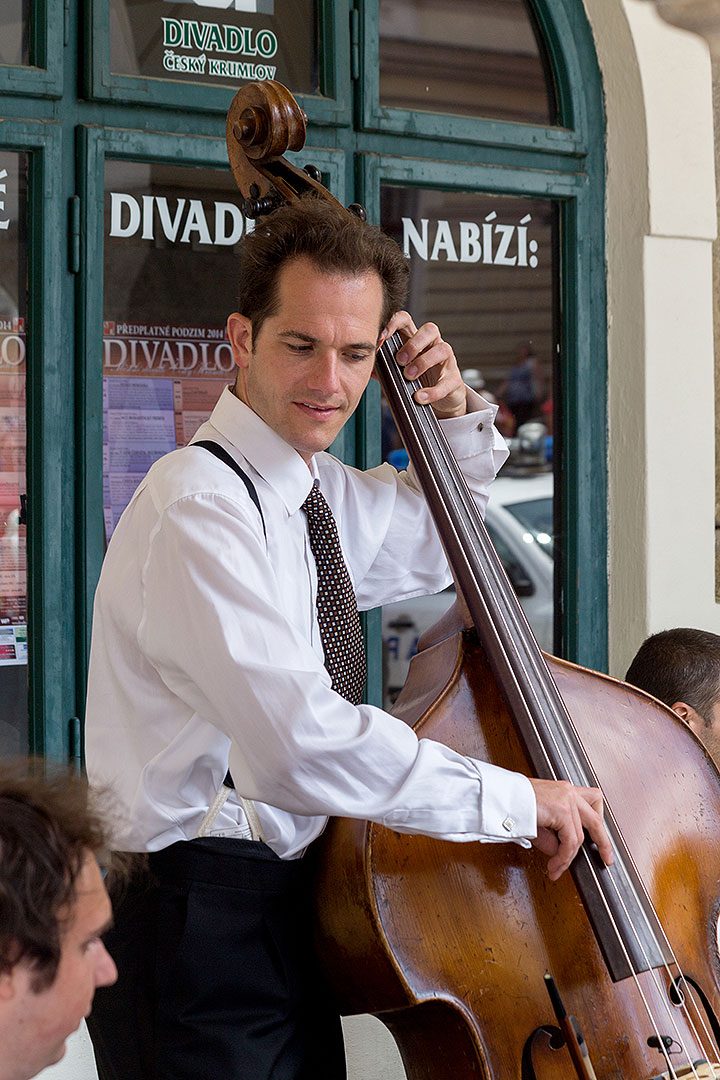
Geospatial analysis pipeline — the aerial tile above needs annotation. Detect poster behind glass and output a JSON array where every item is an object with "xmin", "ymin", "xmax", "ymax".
[
  {"xmin": 379, "ymin": 0, "xmax": 555, "ymax": 126},
  {"xmin": 0, "ymin": 155, "xmax": 28, "ymax": 755},
  {"xmin": 103, "ymin": 161, "xmax": 252, "ymax": 539},
  {"xmin": 380, "ymin": 186, "xmax": 558, "ymax": 706},
  {"xmin": 0, "ymin": 2, "xmax": 30, "ymax": 67},
  {"xmin": 110, "ymin": 0, "xmax": 318, "ymax": 93}
]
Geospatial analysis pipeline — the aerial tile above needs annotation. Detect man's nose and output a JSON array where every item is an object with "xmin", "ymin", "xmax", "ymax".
[
  {"xmin": 307, "ymin": 350, "xmax": 341, "ymax": 393},
  {"xmin": 96, "ymin": 942, "xmax": 118, "ymax": 988}
]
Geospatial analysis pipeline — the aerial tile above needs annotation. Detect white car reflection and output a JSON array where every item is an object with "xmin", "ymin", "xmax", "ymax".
[{"xmin": 382, "ymin": 472, "xmax": 554, "ymax": 708}]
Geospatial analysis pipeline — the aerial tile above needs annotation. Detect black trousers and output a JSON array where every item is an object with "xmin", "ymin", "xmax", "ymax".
[{"xmin": 87, "ymin": 837, "xmax": 346, "ymax": 1080}]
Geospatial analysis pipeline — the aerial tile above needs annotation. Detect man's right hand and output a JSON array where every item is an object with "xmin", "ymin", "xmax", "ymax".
[{"xmin": 528, "ymin": 778, "xmax": 613, "ymax": 881}]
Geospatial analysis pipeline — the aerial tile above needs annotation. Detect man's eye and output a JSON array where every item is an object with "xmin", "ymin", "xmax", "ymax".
[
  {"xmin": 287, "ymin": 343, "xmax": 312, "ymax": 353},
  {"xmin": 346, "ymin": 353, "xmax": 370, "ymax": 363}
]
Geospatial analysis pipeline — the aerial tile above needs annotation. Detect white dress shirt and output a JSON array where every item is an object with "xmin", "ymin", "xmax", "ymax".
[{"xmin": 85, "ymin": 386, "xmax": 536, "ymax": 858}]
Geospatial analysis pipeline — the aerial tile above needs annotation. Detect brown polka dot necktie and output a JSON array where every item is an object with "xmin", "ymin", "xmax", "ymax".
[{"xmin": 301, "ymin": 484, "xmax": 367, "ymax": 705}]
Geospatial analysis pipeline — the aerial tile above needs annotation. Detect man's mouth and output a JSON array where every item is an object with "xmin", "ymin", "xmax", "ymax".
[{"xmin": 296, "ymin": 401, "xmax": 341, "ymax": 417}]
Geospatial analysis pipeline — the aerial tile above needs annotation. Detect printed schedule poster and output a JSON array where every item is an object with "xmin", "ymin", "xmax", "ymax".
[
  {"xmin": 103, "ymin": 321, "xmax": 230, "ymax": 538},
  {"xmin": 0, "ymin": 335, "xmax": 27, "ymax": 668}
]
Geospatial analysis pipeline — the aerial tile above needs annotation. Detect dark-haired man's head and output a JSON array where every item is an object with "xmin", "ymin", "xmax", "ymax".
[
  {"xmin": 227, "ymin": 199, "xmax": 410, "ymax": 464},
  {"xmin": 234, "ymin": 197, "xmax": 409, "ymax": 340},
  {"xmin": 0, "ymin": 763, "xmax": 117, "ymax": 1080},
  {"xmin": 625, "ymin": 628, "xmax": 720, "ymax": 767}
]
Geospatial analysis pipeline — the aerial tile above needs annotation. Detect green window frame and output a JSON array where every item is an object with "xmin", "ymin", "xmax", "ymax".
[
  {"xmin": 0, "ymin": 0, "xmax": 64, "ymax": 97},
  {"xmin": 84, "ymin": 0, "xmax": 351, "ymax": 124},
  {"xmin": 0, "ymin": 120, "xmax": 71, "ymax": 761}
]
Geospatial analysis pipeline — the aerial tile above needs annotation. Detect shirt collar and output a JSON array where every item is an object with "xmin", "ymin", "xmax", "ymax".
[{"xmin": 208, "ymin": 387, "xmax": 316, "ymax": 514}]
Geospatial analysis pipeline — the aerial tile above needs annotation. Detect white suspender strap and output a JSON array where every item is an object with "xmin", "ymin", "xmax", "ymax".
[
  {"xmin": 238, "ymin": 796, "xmax": 266, "ymax": 843},
  {"xmin": 194, "ymin": 785, "xmax": 266, "ymax": 843}
]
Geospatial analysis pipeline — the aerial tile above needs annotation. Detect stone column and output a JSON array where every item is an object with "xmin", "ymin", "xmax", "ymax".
[
  {"xmin": 646, "ymin": 0, "xmax": 720, "ymax": 596},
  {"xmin": 649, "ymin": 1, "xmax": 720, "ymax": 52}
]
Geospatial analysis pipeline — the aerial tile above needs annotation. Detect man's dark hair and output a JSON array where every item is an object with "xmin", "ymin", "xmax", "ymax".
[
  {"xmin": 625, "ymin": 628, "xmax": 720, "ymax": 725},
  {"xmin": 237, "ymin": 197, "xmax": 409, "ymax": 338},
  {"xmin": 0, "ymin": 761, "xmax": 108, "ymax": 991}
]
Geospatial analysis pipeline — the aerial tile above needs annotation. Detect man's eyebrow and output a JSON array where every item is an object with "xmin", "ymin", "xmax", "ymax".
[
  {"xmin": 83, "ymin": 916, "xmax": 114, "ymax": 945},
  {"xmin": 277, "ymin": 329, "xmax": 376, "ymax": 351},
  {"xmin": 277, "ymin": 329, "xmax": 317, "ymax": 342}
]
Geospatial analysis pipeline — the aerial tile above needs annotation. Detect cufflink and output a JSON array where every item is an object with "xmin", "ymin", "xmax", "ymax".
[{"xmin": 502, "ymin": 816, "xmax": 516, "ymax": 833}]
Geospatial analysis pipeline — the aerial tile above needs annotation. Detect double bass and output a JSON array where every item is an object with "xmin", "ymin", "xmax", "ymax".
[{"xmin": 226, "ymin": 80, "xmax": 720, "ymax": 1079}]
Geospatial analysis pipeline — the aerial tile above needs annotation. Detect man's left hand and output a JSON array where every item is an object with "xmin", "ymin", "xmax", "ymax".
[{"xmin": 380, "ymin": 311, "xmax": 467, "ymax": 419}]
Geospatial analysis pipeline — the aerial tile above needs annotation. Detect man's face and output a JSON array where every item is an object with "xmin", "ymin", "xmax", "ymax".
[
  {"xmin": 228, "ymin": 257, "xmax": 384, "ymax": 464},
  {"xmin": 672, "ymin": 691, "xmax": 720, "ymax": 774},
  {"xmin": 700, "ymin": 697, "xmax": 720, "ymax": 771},
  {"xmin": 6, "ymin": 853, "xmax": 116, "ymax": 1080}
]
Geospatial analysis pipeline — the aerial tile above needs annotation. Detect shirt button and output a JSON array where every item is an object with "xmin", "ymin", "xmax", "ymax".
[
  {"xmin": 477, "ymin": 422, "xmax": 484, "ymax": 432},
  {"xmin": 502, "ymin": 816, "xmax": 516, "ymax": 833}
]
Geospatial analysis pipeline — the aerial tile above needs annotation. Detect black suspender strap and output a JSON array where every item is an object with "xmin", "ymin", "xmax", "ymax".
[
  {"xmin": 193, "ymin": 440, "xmax": 267, "ymax": 543},
  {"xmin": 193, "ymin": 439, "xmax": 267, "ymax": 794}
]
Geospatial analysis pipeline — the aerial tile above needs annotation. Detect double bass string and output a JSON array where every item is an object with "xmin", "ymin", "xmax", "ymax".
[{"xmin": 377, "ymin": 336, "xmax": 715, "ymax": 1077}]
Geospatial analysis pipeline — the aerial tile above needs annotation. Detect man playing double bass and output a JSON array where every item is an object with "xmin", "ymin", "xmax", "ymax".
[{"xmin": 85, "ymin": 197, "xmax": 612, "ymax": 1080}]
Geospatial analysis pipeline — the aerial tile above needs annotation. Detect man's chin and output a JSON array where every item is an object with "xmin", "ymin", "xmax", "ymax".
[
  {"xmin": 44, "ymin": 1040, "xmax": 68, "ymax": 1070},
  {"xmin": 293, "ymin": 434, "xmax": 342, "ymax": 461}
]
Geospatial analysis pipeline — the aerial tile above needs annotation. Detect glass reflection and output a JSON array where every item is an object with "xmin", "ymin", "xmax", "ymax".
[
  {"xmin": 0, "ymin": 1, "xmax": 30, "ymax": 67},
  {"xmin": 103, "ymin": 161, "xmax": 249, "ymax": 538},
  {"xmin": 380, "ymin": 185, "xmax": 558, "ymax": 706},
  {"xmin": 0, "ymin": 154, "xmax": 28, "ymax": 755},
  {"xmin": 379, "ymin": 0, "xmax": 555, "ymax": 126}
]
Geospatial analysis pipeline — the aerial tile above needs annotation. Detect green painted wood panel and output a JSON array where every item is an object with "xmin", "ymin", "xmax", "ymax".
[
  {"xmin": 0, "ymin": 0, "xmax": 64, "ymax": 98},
  {"xmin": 0, "ymin": 121, "xmax": 71, "ymax": 760}
]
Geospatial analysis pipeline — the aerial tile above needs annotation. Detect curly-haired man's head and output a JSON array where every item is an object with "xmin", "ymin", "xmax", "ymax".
[{"xmin": 0, "ymin": 762, "xmax": 117, "ymax": 1080}]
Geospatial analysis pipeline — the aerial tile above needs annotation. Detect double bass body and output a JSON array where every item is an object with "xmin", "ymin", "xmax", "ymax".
[{"xmin": 314, "ymin": 629, "xmax": 720, "ymax": 1079}]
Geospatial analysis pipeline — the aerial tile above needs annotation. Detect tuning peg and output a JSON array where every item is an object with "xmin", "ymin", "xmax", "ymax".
[
  {"xmin": 303, "ymin": 164, "xmax": 322, "ymax": 182},
  {"xmin": 347, "ymin": 203, "xmax": 367, "ymax": 221},
  {"xmin": 242, "ymin": 188, "xmax": 282, "ymax": 219}
]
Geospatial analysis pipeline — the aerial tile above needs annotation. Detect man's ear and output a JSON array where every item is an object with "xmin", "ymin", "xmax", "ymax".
[
  {"xmin": 0, "ymin": 967, "xmax": 17, "ymax": 1002},
  {"xmin": 226, "ymin": 313, "xmax": 253, "ymax": 370},
  {"xmin": 672, "ymin": 700, "xmax": 703, "ymax": 735}
]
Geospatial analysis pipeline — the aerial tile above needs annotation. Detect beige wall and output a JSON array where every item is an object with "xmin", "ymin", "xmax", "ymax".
[{"xmin": 584, "ymin": 0, "xmax": 719, "ymax": 676}]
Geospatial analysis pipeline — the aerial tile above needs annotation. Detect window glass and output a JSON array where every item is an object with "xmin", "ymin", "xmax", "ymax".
[
  {"xmin": 0, "ymin": 2, "xmax": 30, "ymax": 67},
  {"xmin": 110, "ymin": 0, "xmax": 319, "ymax": 93},
  {"xmin": 379, "ymin": 0, "xmax": 555, "ymax": 126},
  {"xmin": 0, "ymin": 154, "xmax": 28, "ymax": 755},
  {"xmin": 103, "ymin": 160, "xmax": 249, "ymax": 538},
  {"xmin": 380, "ymin": 184, "xmax": 557, "ymax": 706},
  {"xmin": 503, "ymin": 494, "xmax": 553, "ymax": 555}
]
